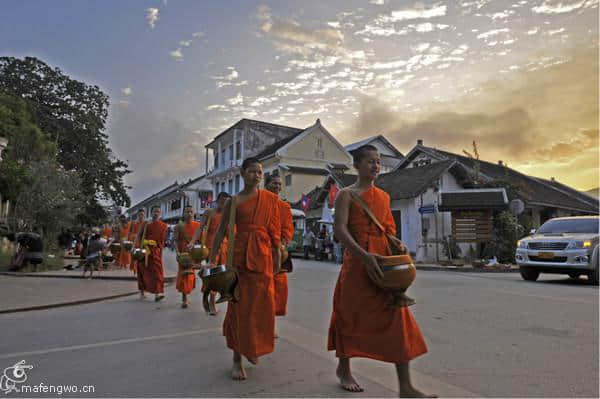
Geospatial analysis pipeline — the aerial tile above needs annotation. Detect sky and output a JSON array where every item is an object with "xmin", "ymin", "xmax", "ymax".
[{"xmin": 1, "ymin": 0, "xmax": 598, "ymax": 205}]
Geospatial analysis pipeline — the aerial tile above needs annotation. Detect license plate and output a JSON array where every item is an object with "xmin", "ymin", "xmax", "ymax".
[{"xmin": 538, "ymin": 252, "xmax": 554, "ymax": 259}]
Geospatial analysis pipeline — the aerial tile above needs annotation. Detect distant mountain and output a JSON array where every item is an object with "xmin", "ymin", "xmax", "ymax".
[{"xmin": 584, "ymin": 187, "xmax": 599, "ymax": 198}]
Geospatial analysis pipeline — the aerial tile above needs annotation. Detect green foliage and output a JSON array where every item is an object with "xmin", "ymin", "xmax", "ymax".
[
  {"xmin": 484, "ymin": 211, "xmax": 524, "ymax": 264},
  {"xmin": 0, "ymin": 56, "xmax": 131, "ymax": 209},
  {"xmin": 0, "ymin": 91, "xmax": 87, "ymax": 240}
]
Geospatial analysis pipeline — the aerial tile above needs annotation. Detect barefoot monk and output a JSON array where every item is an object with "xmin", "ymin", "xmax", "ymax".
[
  {"xmin": 265, "ymin": 174, "xmax": 294, "ymax": 320},
  {"xmin": 189, "ymin": 191, "xmax": 231, "ymax": 315},
  {"xmin": 209, "ymin": 157, "xmax": 281, "ymax": 381},
  {"xmin": 328, "ymin": 144, "xmax": 435, "ymax": 397},
  {"xmin": 175, "ymin": 205, "xmax": 200, "ymax": 308}
]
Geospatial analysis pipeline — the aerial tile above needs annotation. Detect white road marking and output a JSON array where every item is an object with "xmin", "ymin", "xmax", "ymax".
[{"xmin": 0, "ymin": 328, "xmax": 219, "ymax": 360}]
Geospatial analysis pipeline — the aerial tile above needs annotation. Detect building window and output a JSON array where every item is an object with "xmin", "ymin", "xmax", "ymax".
[
  {"xmin": 235, "ymin": 175, "xmax": 240, "ymax": 193},
  {"xmin": 229, "ymin": 144, "xmax": 234, "ymax": 163},
  {"xmin": 228, "ymin": 179, "xmax": 233, "ymax": 194},
  {"xmin": 285, "ymin": 174, "xmax": 292, "ymax": 186},
  {"xmin": 214, "ymin": 152, "xmax": 219, "ymax": 169},
  {"xmin": 171, "ymin": 198, "xmax": 182, "ymax": 211},
  {"xmin": 317, "ymin": 137, "xmax": 323, "ymax": 148},
  {"xmin": 236, "ymin": 140, "xmax": 241, "ymax": 160},
  {"xmin": 221, "ymin": 149, "xmax": 226, "ymax": 167}
]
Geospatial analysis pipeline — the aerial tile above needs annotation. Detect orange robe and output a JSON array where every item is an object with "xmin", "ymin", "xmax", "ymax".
[
  {"xmin": 139, "ymin": 219, "xmax": 168, "ymax": 294},
  {"xmin": 176, "ymin": 221, "xmax": 200, "ymax": 294},
  {"xmin": 101, "ymin": 227, "xmax": 112, "ymax": 240},
  {"xmin": 328, "ymin": 186, "xmax": 427, "ymax": 363},
  {"xmin": 223, "ymin": 189, "xmax": 281, "ymax": 359},
  {"xmin": 274, "ymin": 200, "xmax": 293, "ymax": 316},
  {"xmin": 129, "ymin": 221, "xmax": 144, "ymax": 274},
  {"xmin": 205, "ymin": 211, "xmax": 228, "ymax": 265},
  {"xmin": 116, "ymin": 222, "xmax": 132, "ymax": 268}
]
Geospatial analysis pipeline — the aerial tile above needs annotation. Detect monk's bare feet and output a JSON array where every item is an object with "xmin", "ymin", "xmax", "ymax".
[
  {"xmin": 399, "ymin": 386, "xmax": 437, "ymax": 398},
  {"xmin": 336, "ymin": 362, "xmax": 363, "ymax": 392},
  {"xmin": 244, "ymin": 355, "xmax": 258, "ymax": 365},
  {"xmin": 232, "ymin": 352, "xmax": 247, "ymax": 380}
]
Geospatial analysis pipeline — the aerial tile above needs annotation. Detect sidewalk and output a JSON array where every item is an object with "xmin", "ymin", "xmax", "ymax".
[
  {"xmin": 416, "ymin": 263, "xmax": 519, "ymax": 273},
  {"xmin": 0, "ymin": 275, "xmax": 141, "ymax": 314}
]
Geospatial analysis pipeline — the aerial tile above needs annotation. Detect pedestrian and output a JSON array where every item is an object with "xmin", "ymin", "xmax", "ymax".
[
  {"xmin": 189, "ymin": 192, "xmax": 231, "ymax": 315},
  {"xmin": 208, "ymin": 157, "xmax": 281, "ymax": 381},
  {"xmin": 175, "ymin": 205, "xmax": 200, "ymax": 308},
  {"xmin": 303, "ymin": 228, "xmax": 315, "ymax": 259},
  {"xmin": 328, "ymin": 144, "xmax": 434, "ymax": 397},
  {"xmin": 136, "ymin": 205, "xmax": 168, "ymax": 301},
  {"xmin": 333, "ymin": 236, "xmax": 343, "ymax": 264},
  {"xmin": 265, "ymin": 174, "xmax": 294, "ymax": 333}
]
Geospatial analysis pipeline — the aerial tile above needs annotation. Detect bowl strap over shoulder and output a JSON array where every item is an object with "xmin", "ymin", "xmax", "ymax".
[{"xmin": 348, "ymin": 190, "xmax": 403, "ymax": 256}]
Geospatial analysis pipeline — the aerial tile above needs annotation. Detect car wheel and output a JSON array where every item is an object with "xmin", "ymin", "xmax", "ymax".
[
  {"xmin": 590, "ymin": 246, "xmax": 599, "ymax": 286},
  {"xmin": 568, "ymin": 273, "xmax": 580, "ymax": 279},
  {"xmin": 520, "ymin": 267, "xmax": 540, "ymax": 281}
]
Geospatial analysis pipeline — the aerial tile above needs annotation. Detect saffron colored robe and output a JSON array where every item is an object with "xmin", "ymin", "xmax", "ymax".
[
  {"xmin": 205, "ymin": 211, "xmax": 228, "ymax": 265},
  {"xmin": 129, "ymin": 221, "xmax": 144, "ymax": 274},
  {"xmin": 101, "ymin": 227, "xmax": 113, "ymax": 240},
  {"xmin": 328, "ymin": 186, "xmax": 427, "ymax": 363},
  {"xmin": 138, "ymin": 219, "xmax": 168, "ymax": 294},
  {"xmin": 274, "ymin": 199, "xmax": 293, "ymax": 316},
  {"xmin": 116, "ymin": 222, "xmax": 132, "ymax": 268},
  {"xmin": 176, "ymin": 221, "xmax": 200, "ymax": 294},
  {"xmin": 223, "ymin": 189, "xmax": 281, "ymax": 359}
]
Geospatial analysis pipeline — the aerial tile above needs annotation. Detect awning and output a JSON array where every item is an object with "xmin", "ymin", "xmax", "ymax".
[{"xmin": 438, "ymin": 188, "xmax": 508, "ymax": 212}]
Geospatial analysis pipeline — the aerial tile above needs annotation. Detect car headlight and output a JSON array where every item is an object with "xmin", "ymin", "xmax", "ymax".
[
  {"xmin": 517, "ymin": 240, "xmax": 527, "ymax": 248},
  {"xmin": 567, "ymin": 241, "xmax": 592, "ymax": 249}
]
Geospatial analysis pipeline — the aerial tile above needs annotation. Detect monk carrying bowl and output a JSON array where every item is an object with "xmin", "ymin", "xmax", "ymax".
[
  {"xmin": 110, "ymin": 242, "xmax": 121, "ymax": 254},
  {"xmin": 376, "ymin": 254, "xmax": 417, "ymax": 308},
  {"xmin": 132, "ymin": 248, "xmax": 147, "ymax": 262},
  {"xmin": 200, "ymin": 265, "xmax": 238, "ymax": 313},
  {"xmin": 190, "ymin": 244, "xmax": 209, "ymax": 262},
  {"xmin": 122, "ymin": 241, "xmax": 134, "ymax": 252},
  {"xmin": 177, "ymin": 252, "xmax": 193, "ymax": 269}
]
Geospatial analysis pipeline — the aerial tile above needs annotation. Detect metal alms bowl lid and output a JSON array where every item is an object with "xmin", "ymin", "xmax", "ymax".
[{"xmin": 202, "ymin": 265, "xmax": 227, "ymax": 277}]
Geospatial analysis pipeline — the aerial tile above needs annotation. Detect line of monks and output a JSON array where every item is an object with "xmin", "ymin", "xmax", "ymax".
[{"xmin": 117, "ymin": 145, "xmax": 435, "ymax": 397}]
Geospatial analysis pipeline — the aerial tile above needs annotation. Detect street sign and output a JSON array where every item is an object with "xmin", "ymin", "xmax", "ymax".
[{"xmin": 419, "ymin": 204, "xmax": 436, "ymax": 214}]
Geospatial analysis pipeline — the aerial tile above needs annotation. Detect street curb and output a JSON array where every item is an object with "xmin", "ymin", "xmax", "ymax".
[
  {"xmin": 0, "ymin": 291, "xmax": 141, "ymax": 314},
  {"xmin": 0, "ymin": 271, "xmax": 177, "ymax": 282},
  {"xmin": 416, "ymin": 265, "xmax": 519, "ymax": 273}
]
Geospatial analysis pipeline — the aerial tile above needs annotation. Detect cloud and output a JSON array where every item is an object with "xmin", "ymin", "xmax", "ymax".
[
  {"xmin": 121, "ymin": 87, "xmax": 133, "ymax": 96},
  {"xmin": 192, "ymin": 32, "xmax": 205, "ymax": 38},
  {"xmin": 356, "ymin": 7, "xmax": 451, "ymax": 37},
  {"xmin": 388, "ymin": 4, "xmax": 447, "ymax": 21},
  {"xmin": 344, "ymin": 46, "xmax": 598, "ymax": 189},
  {"xmin": 477, "ymin": 28, "xmax": 510, "ymax": 39},
  {"xmin": 179, "ymin": 40, "xmax": 192, "ymax": 47},
  {"xmin": 108, "ymin": 103, "xmax": 210, "ymax": 204},
  {"xmin": 370, "ymin": 0, "xmax": 385, "ymax": 4},
  {"xmin": 170, "ymin": 48, "xmax": 184, "ymax": 61},
  {"xmin": 532, "ymin": 0, "xmax": 588, "ymax": 14},
  {"xmin": 146, "ymin": 8, "xmax": 159, "ymax": 28}
]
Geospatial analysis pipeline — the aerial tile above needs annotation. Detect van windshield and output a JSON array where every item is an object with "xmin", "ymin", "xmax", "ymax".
[{"xmin": 536, "ymin": 218, "xmax": 599, "ymax": 234}]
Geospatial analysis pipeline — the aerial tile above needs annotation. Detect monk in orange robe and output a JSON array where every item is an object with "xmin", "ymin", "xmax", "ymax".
[
  {"xmin": 137, "ymin": 205, "xmax": 168, "ymax": 301},
  {"xmin": 129, "ymin": 210, "xmax": 145, "ymax": 276},
  {"xmin": 100, "ymin": 224, "xmax": 113, "ymax": 240},
  {"xmin": 189, "ymin": 192, "xmax": 231, "ymax": 315},
  {"xmin": 265, "ymin": 175, "xmax": 294, "ymax": 320},
  {"xmin": 328, "ymin": 144, "xmax": 435, "ymax": 397},
  {"xmin": 175, "ymin": 205, "xmax": 200, "ymax": 308},
  {"xmin": 209, "ymin": 157, "xmax": 281, "ymax": 380},
  {"xmin": 115, "ymin": 215, "xmax": 132, "ymax": 268}
]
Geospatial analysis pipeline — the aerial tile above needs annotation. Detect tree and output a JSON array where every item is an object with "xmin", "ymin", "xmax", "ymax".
[
  {"xmin": 0, "ymin": 91, "xmax": 86, "ymax": 240},
  {"xmin": 0, "ymin": 57, "xmax": 131, "ymax": 211}
]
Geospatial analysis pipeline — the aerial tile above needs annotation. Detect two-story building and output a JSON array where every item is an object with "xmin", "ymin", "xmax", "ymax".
[
  {"xmin": 204, "ymin": 118, "xmax": 353, "ymax": 202},
  {"xmin": 344, "ymin": 135, "xmax": 404, "ymax": 173},
  {"xmin": 126, "ymin": 175, "xmax": 213, "ymax": 223}
]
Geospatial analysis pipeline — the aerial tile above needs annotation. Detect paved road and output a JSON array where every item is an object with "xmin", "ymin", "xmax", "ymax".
[{"xmin": 0, "ymin": 258, "xmax": 597, "ymax": 397}]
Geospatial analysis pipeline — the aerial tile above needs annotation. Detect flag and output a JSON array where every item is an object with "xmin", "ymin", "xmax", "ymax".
[
  {"xmin": 301, "ymin": 193, "xmax": 311, "ymax": 212},
  {"xmin": 328, "ymin": 183, "xmax": 339, "ymax": 208}
]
